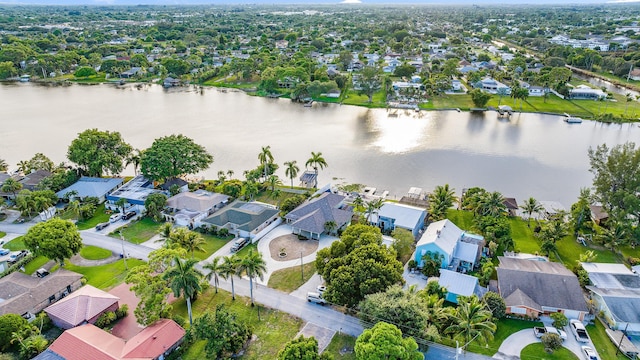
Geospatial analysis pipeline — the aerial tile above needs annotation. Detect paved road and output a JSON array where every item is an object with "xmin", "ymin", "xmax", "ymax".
[{"xmin": 425, "ymin": 343, "xmax": 494, "ymax": 360}]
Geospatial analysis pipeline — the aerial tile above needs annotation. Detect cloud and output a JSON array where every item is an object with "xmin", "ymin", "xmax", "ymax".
[{"xmin": 341, "ymin": 0, "xmax": 362, "ymax": 3}]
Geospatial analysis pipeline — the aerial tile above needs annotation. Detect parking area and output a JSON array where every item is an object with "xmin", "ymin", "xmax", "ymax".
[{"xmin": 297, "ymin": 322, "xmax": 336, "ymax": 353}]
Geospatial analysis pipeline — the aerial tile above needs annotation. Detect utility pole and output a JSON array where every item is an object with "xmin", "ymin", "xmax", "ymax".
[
  {"xmin": 119, "ymin": 231, "xmax": 128, "ymax": 270},
  {"xmin": 616, "ymin": 322, "xmax": 630, "ymax": 355}
]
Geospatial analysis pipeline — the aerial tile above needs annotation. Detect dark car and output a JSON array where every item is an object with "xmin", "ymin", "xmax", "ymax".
[
  {"xmin": 95, "ymin": 222, "xmax": 110, "ymax": 231},
  {"xmin": 230, "ymin": 237, "xmax": 250, "ymax": 252},
  {"xmin": 122, "ymin": 211, "xmax": 136, "ymax": 220},
  {"xmin": 36, "ymin": 268, "xmax": 50, "ymax": 278}
]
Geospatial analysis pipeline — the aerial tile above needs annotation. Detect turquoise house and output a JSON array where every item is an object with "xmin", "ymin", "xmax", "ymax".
[{"xmin": 414, "ymin": 219, "xmax": 484, "ymax": 272}]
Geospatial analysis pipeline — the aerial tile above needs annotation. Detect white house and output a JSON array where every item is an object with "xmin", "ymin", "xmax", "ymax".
[
  {"xmin": 106, "ymin": 175, "xmax": 163, "ymax": 214},
  {"xmin": 413, "ymin": 219, "xmax": 484, "ymax": 272},
  {"xmin": 370, "ymin": 202, "xmax": 427, "ymax": 238},
  {"xmin": 165, "ymin": 190, "xmax": 230, "ymax": 228}
]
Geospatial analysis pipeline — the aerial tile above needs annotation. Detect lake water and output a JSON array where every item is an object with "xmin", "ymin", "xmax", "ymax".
[{"xmin": 2, "ymin": 82, "xmax": 640, "ymax": 207}]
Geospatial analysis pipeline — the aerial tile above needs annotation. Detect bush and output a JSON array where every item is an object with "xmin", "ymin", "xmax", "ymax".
[
  {"xmin": 483, "ymin": 292, "xmax": 506, "ymax": 319},
  {"xmin": 627, "ymin": 256, "xmax": 640, "ymax": 266},
  {"xmin": 550, "ymin": 312, "xmax": 568, "ymax": 328},
  {"xmin": 541, "ymin": 333, "xmax": 562, "ymax": 352},
  {"xmin": 172, "ymin": 315, "xmax": 186, "ymax": 328},
  {"xmin": 94, "ymin": 311, "xmax": 117, "ymax": 328},
  {"xmin": 115, "ymin": 304, "xmax": 129, "ymax": 319},
  {"xmin": 218, "ymin": 228, "xmax": 229, "ymax": 237},
  {"xmin": 407, "ymin": 259, "xmax": 417, "ymax": 271}
]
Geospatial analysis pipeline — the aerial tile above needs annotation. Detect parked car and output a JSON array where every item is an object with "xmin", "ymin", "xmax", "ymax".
[
  {"xmin": 570, "ymin": 320, "xmax": 590, "ymax": 343},
  {"xmin": 306, "ymin": 292, "xmax": 326, "ymax": 305},
  {"xmin": 36, "ymin": 268, "xmax": 50, "ymax": 278},
  {"xmin": 230, "ymin": 237, "xmax": 250, "ymax": 252},
  {"xmin": 8, "ymin": 250, "xmax": 29, "ymax": 264},
  {"xmin": 581, "ymin": 346, "xmax": 598, "ymax": 360},
  {"xmin": 0, "ymin": 248, "xmax": 9, "ymax": 256},
  {"xmin": 316, "ymin": 285, "xmax": 326, "ymax": 295},
  {"xmin": 122, "ymin": 211, "xmax": 136, "ymax": 220},
  {"xmin": 95, "ymin": 222, "xmax": 110, "ymax": 231},
  {"xmin": 533, "ymin": 326, "xmax": 567, "ymax": 340},
  {"xmin": 109, "ymin": 213, "xmax": 122, "ymax": 223}
]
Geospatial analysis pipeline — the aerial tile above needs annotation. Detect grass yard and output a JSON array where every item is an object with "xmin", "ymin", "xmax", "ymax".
[
  {"xmin": 111, "ymin": 217, "xmax": 164, "ymax": 244},
  {"xmin": 467, "ymin": 318, "xmax": 542, "ymax": 356},
  {"xmin": 342, "ymin": 90, "xmax": 387, "ymax": 108},
  {"xmin": 75, "ymin": 204, "xmax": 110, "ymax": 230},
  {"xmin": 24, "ymin": 255, "xmax": 51, "ymax": 275},
  {"xmin": 523, "ymin": 95, "xmax": 591, "ymax": 117},
  {"xmin": 446, "ymin": 209, "xmax": 475, "ymax": 231},
  {"xmin": 554, "ymin": 235, "xmax": 621, "ymax": 270},
  {"xmin": 235, "ymin": 242, "xmax": 259, "ymax": 258},
  {"xmin": 255, "ymin": 189, "xmax": 302, "ymax": 206},
  {"xmin": 3, "ymin": 236, "xmax": 26, "ymax": 250},
  {"xmin": 64, "ymin": 259, "xmax": 145, "ymax": 290},
  {"xmin": 510, "ymin": 218, "xmax": 541, "ymax": 254},
  {"xmin": 586, "ymin": 318, "xmax": 628, "ymax": 360},
  {"xmin": 80, "ymin": 245, "xmax": 112, "ymax": 260},
  {"xmin": 324, "ymin": 333, "xmax": 356, "ymax": 360},
  {"xmin": 0, "ymin": 231, "xmax": 5, "ymax": 238},
  {"xmin": 425, "ymin": 94, "xmax": 474, "ymax": 110},
  {"xmin": 192, "ymin": 234, "xmax": 230, "ymax": 261},
  {"xmin": 520, "ymin": 343, "xmax": 579, "ymax": 360},
  {"xmin": 267, "ymin": 262, "xmax": 316, "ymax": 293},
  {"xmin": 174, "ymin": 288, "xmax": 303, "ymax": 360}
]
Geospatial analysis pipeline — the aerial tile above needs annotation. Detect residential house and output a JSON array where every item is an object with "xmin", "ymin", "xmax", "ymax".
[
  {"xmin": 497, "ymin": 257, "xmax": 589, "ymax": 320},
  {"xmin": 105, "ymin": 175, "xmax": 163, "ymax": 214},
  {"xmin": 56, "ymin": 177, "xmax": 123, "ymax": 202},
  {"xmin": 582, "ymin": 262, "xmax": 640, "ymax": 334},
  {"xmin": 476, "ymin": 77, "xmax": 511, "ymax": 95},
  {"xmin": 285, "ymin": 192, "xmax": 353, "ymax": 240},
  {"xmin": 159, "ymin": 178, "xmax": 189, "ymax": 193},
  {"xmin": 119, "ymin": 67, "xmax": 141, "ymax": 79},
  {"xmin": 589, "ymin": 205, "xmax": 608, "ymax": 225},
  {"xmin": 503, "ymin": 198, "xmax": 518, "ymax": 217},
  {"xmin": 438, "ymin": 269, "xmax": 487, "ymax": 304},
  {"xmin": 0, "ymin": 269, "xmax": 83, "ymax": 320},
  {"xmin": 20, "ymin": 170, "xmax": 52, "ymax": 190},
  {"xmin": 630, "ymin": 69, "xmax": 640, "ymax": 82},
  {"xmin": 370, "ymin": 202, "xmax": 427, "ymax": 238},
  {"xmin": 569, "ymin": 85, "xmax": 607, "ymax": 100},
  {"xmin": 203, "ymin": 200, "xmax": 279, "ymax": 240},
  {"xmin": 451, "ymin": 80, "xmax": 462, "ymax": 92},
  {"xmin": 528, "ymin": 86, "xmax": 546, "ymax": 97},
  {"xmin": 38, "ymin": 319, "xmax": 185, "ymax": 360},
  {"xmin": 45, "ymin": 285, "xmax": 119, "ymax": 329},
  {"xmin": 459, "ymin": 65, "xmax": 479, "ymax": 74},
  {"xmin": 413, "ymin": 219, "xmax": 485, "ymax": 272},
  {"xmin": 164, "ymin": 190, "xmax": 229, "ymax": 228},
  {"xmin": 538, "ymin": 200, "xmax": 566, "ymax": 219}
]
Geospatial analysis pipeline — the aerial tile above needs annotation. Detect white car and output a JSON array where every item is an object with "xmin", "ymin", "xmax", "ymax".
[
  {"xmin": 316, "ymin": 285, "xmax": 326, "ymax": 294},
  {"xmin": 581, "ymin": 346, "xmax": 598, "ymax": 360},
  {"xmin": 109, "ymin": 213, "xmax": 122, "ymax": 223}
]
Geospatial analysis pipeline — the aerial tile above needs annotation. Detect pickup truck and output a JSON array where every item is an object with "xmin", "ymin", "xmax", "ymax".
[
  {"xmin": 533, "ymin": 326, "xmax": 567, "ymax": 340},
  {"xmin": 570, "ymin": 320, "xmax": 590, "ymax": 343}
]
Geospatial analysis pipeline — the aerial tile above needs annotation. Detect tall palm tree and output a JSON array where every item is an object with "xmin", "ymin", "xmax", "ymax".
[
  {"xmin": 238, "ymin": 249, "xmax": 267, "ymax": 306},
  {"xmin": 227, "ymin": 169, "xmax": 234, "ymax": 179},
  {"xmin": 67, "ymin": 200, "xmax": 81, "ymax": 219},
  {"xmin": 446, "ymin": 295, "xmax": 496, "ymax": 350},
  {"xmin": 244, "ymin": 181, "xmax": 259, "ymax": 201},
  {"xmin": 204, "ymin": 256, "xmax": 223, "ymax": 294},
  {"xmin": 305, "ymin": 152, "xmax": 328, "ymax": 188},
  {"xmin": 163, "ymin": 257, "xmax": 203, "ymax": 326},
  {"xmin": 365, "ymin": 198, "xmax": 384, "ymax": 222},
  {"xmin": 125, "ymin": 149, "xmax": 142, "ymax": 175},
  {"xmin": 284, "ymin": 161, "xmax": 299, "ymax": 189},
  {"xmin": 258, "ymin": 145, "xmax": 274, "ymax": 180},
  {"xmin": 428, "ymin": 184, "xmax": 457, "ymax": 221},
  {"xmin": 16, "ymin": 160, "xmax": 30, "ymax": 174},
  {"xmin": 520, "ymin": 197, "xmax": 543, "ymax": 228},
  {"xmin": 217, "ymin": 170, "xmax": 226, "ymax": 182},
  {"xmin": 2, "ymin": 178, "xmax": 23, "ymax": 199},
  {"xmin": 477, "ymin": 192, "xmax": 507, "ymax": 217},
  {"xmin": 219, "ymin": 255, "xmax": 241, "ymax": 300},
  {"xmin": 0, "ymin": 158, "xmax": 7, "ymax": 172}
]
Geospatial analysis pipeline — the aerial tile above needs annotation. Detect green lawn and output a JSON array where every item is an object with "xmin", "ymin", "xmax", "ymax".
[
  {"xmin": 342, "ymin": 90, "xmax": 387, "ymax": 108},
  {"xmin": 510, "ymin": 218, "xmax": 542, "ymax": 254},
  {"xmin": 0, "ymin": 231, "xmax": 5, "ymax": 238},
  {"xmin": 446, "ymin": 209, "xmax": 474, "ymax": 231},
  {"xmin": 586, "ymin": 318, "xmax": 628, "ymax": 360},
  {"xmin": 254, "ymin": 189, "xmax": 302, "ymax": 206},
  {"xmin": 174, "ymin": 288, "xmax": 303, "ymax": 360},
  {"xmin": 235, "ymin": 242, "xmax": 259, "ymax": 258},
  {"xmin": 520, "ymin": 343, "xmax": 579, "ymax": 360},
  {"xmin": 75, "ymin": 205, "xmax": 110, "ymax": 230},
  {"xmin": 267, "ymin": 262, "xmax": 316, "ymax": 293},
  {"xmin": 467, "ymin": 318, "xmax": 541, "ymax": 356},
  {"xmin": 192, "ymin": 234, "xmax": 231, "ymax": 261},
  {"xmin": 424, "ymin": 94, "xmax": 474, "ymax": 110},
  {"xmin": 24, "ymin": 255, "xmax": 51, "ymax": 275},
  {"xmin": 64, "ymin": 259, "xmax": 145, "ymax": 290},
  {"xmin": 3, "ymin": 236, "xmax": 26, "ymax": 250},
  {"xmin": 111, "ymin": 217, "xmax": 164, "ymax": 244},
  {"xmin": 80, "ymin": 245, "xmax": 112, "ymax": 260},
  {"xmin": 522, "ymin": 95, "xmax": 591, "ymax": 117},
  {"xmin": 324, "ymin": 333, "xmax": 356, "ymax": 360},
  {"xmin": 554, "ymin": 235, "xmax": 622, "ymax": 270}
]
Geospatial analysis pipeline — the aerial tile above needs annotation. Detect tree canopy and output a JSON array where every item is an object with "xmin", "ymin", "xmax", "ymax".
[
  {"xmin": 278, "ymin": 336, "xmax": 332, "ymax": 360},
  {"xmin": 140, "ymin": 134, "xmax": 213, "ymax": 182},
  {"xmin": 354, "ymin": 322, "xmax": 423, "ymax": 360},
  {"xmin": 67, "ymin": 129, "xmax": 132, "ymax": 177},
  {"xmin": 23, "ymin": 218, "xmax": 82, "ymax": 266}
]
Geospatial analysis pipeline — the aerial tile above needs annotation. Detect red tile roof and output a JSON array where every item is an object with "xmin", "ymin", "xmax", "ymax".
[
  {"xmin": 45, "ymin": 285, "xmax": 119, "ymax": 329},
  {"xmin": 46, "ymin": 319, "xmax": 185, "ymax": 360}
]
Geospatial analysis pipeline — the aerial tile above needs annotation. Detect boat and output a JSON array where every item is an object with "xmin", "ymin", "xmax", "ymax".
[
  {"xmin": 19, "ymin": 75, "xmax": 30, "ymax": 82},
  {"xmin": 564, "ymin": 117, "xmax": 583, "ymax": 124}
]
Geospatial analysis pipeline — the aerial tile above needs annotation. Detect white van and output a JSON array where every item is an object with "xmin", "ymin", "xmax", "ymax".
[
  {"xmin": 109, "ymin": 213, "xmax": 122, "ymax": 223},
  {"xmin": 306, "ymin": 292, "xmax": 326, "ymax": 305}
]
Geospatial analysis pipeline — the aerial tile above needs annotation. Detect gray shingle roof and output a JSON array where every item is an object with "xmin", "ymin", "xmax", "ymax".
[
  {"xmin": 284, "ymin": 193, "xmax": 353, "ymax": 235},
  {"xmin": 497, "ymin": 257, "xmax": 588, "ymax": 312},
  {"xmin": 203, "ymin": 200, "xmax": 278, "ymax": 232},
  {"xmin": 588, "ymin": 287, "xmax": 640, "ymax": 323}
]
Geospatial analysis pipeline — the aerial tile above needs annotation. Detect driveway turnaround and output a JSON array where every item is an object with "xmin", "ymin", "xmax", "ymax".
[{"xmin": 494, "ymin": 326, "xmax": 597, "ymax": 360}]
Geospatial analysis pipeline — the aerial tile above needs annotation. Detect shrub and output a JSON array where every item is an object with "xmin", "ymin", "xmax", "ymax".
[
  {"xmin": 627, "ymin": 256, "xmax": 640, "ymax": 266},
  {"xmin": 407, "ymin": 259, "xmax": 417, "ymax": 271},
  {"xmin": 218, "ymin": 228, "xmax": 229, "ymax": 237},
  {"xmin": 95, "ymin": 311, "xmax": 118, "ymax": 328},
  {"xmin": 541, "ymin": 333, "xmax": 562, "ymax": 352},
  {"xmin": 115, "ymin": 304, "xmax": 129, "ymax": 319},
  {"xmin": 550, "ymin": 312, "xmax": 568, "ymax": 328}
]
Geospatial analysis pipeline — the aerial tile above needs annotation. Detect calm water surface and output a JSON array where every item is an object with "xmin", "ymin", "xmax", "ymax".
[{"xmin": 2, "ymin": 82, "xmax": 640, "ymax": 207}]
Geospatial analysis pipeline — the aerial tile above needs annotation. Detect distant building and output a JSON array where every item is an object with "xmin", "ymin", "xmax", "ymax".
[
  {"xmin": 56, "ymin": 177, "xmax": 123, "ymax": 202},
  {"xmin": 370, "ymin": 202, "xmax": 427, "ymax": 238},
  {"xmin": 438, "ymin": 269, "xmax": 487, "ymax": 304},
  {"xmin": 569, "ymin": 85, "xmax": 607, "ymax": 100},
  {"xmin": 285, "ymin": 192, "xmax": 353, "ymax": 239},
  {"xmin": 203, "ymin": 200, "xmax": 279, "ymax": 240},
  {"xmin": 45, "ymin": 285, "xmax": 119, "ymax": 329}
]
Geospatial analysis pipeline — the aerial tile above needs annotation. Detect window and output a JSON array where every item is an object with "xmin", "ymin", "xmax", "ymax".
[{"xmin": 49, "ymin": 295, "xmax": 55, "ymax": 303}]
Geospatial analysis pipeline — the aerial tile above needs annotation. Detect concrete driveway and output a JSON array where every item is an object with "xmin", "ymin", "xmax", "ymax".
[{"xmin": 494, "ymin": 325, "xmax": 596, "ymax": 360}]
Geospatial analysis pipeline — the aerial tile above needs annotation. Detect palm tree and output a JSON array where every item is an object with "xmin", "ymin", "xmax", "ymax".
[
  {"xmin": 158, "ymin": 222, "xmax": 173, "ymax": 242},
  {"xmin": 2, "ymin": 178, "xmax": 23, "ymax": 199},
  {"xmin": 170, "ymin": 228, "xmax": 206, "ymax": 258},
  {"xmin": 115, "ymin": 198, "xmax": 128, "ymax": 214},
  {"xmin": 428, "ymin": 184, "xmax": 457, "ymax": 221},
  {"xmin": 352, "ymin": 196, "xmax": 365, "ymax": 215},
  {"xmin": 0, "ymin": 158, "xmax": 7, "ymax": 172},
  {"xmin": 219, "ymin": 255, "xmax": 241, "ymax": 300},
  {"xmin": 227, "ymin": 169, "xmax": 235, "ymax": 179},
  {"xmin": 217, "ymin": 170, "xmax": 226, "ymax": 182},
  {"xmin": 365, "ymin": 198, "xmax": 384, "ymax": 222},
  {"xmin": 125, "ymin": 149, "xmax": 142, "ymax": 175},
  {"xmin": 476, "ymin": 192, "xmax": 507, "ymax": 217},
  {"xmin": 258, "ymin": 145, "xmax": 274, "ymax": 180},
  {"xmin": 267, "ymin": 175, "xmax": 282, "ymax": 192},
  {"xmin": 67, "ymin": 200, "xmax": 81, "ymax": 219},
  {"xmin": 238, "ymin": 249, "xmax": 267, "ymax": 306},
  {"xmin": 163, "ymin": 257, "xmax": 203, "ymax": 326},
  {"xmin": 305, "ymin": 152, "xmax": 328, "ymax": 188},
  {"xmin": 284, "ymin": 161, "xmax": 299, "ymax": 189},
  {"xmin": 204, "ymin": 256, "xmax": 223, "ymax": 294},
  {"xmin": 520, "ymin": 197, "xmax": 543, "ymax": 228},
  {"xmin": 446, "ymin": 295, "xmax": 496, "ymax": 350},
  {"xmin": 244, "ymin": 181, "xmax": 259, "ymax": 201},
  {"xmin": 16, "ymin": 160, "xmax": 29, "ymax": 174}
]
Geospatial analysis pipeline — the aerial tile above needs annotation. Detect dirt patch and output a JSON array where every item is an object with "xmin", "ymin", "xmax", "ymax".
[{"xmin": 269, "ymin": 234, "xmax": 319, "ymax": 262}]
